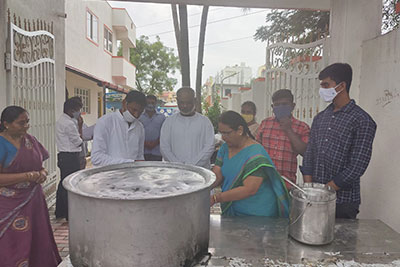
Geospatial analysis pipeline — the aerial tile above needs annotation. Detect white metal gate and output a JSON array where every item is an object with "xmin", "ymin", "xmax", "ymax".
[
  {"xmin": 264, "ymin": 37, "xmax": 330, "ymax": 183},
  {"xmin": 265, "ymin": 38, "xmax": 329, "ymax": 126},
  {"xmin": 5, "ymin": 15, "xmax": 57, "ymax": 205}
]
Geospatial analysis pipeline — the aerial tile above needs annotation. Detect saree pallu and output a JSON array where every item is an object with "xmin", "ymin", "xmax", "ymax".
[
  {"xmin": 0, "ymin": 134, "xmax": 61, "ymax": 267},
  {"xmin": 215, "ymin": 143, "xmax": 290, "ymax": 217}
]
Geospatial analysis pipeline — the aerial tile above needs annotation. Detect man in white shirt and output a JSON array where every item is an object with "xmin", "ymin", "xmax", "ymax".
[
  {"xmin": 91, "ymin": 90, "xmax": 146, "ymax": 166},
  {"xmin": 55, "ymin": 98, "xmax": 83, "ymax": 219},
  {"xmin": 70, "ymin": 96, "xmax": 94, "ymax": 169},
  {"xmin": 160, "ymin": 87, "xmax": 215, "ymax": 168}
]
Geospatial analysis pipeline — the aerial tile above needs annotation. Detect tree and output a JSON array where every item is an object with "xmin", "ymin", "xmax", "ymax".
[
  {"xmin": 171, "ymin": 5, "xmax": 190, "ymax": 87},
  {"xmin": 128, "ymin": 35, "xmax": 180, "ymax": 95},
  {"xmin": 255, "ymin": 2, "xmax": 399, "ymax": 42},
  {"xmin": 195, "ymin": 6, "xmax": 209, "ymax": 113},
  {"xmin": 254, "ymin": 10, "xmax": 330, "ymax": 43},
  {"xmin": 202, "ymin": 96, "xmax": 221, "ymax": 134},
  {"xmin": 171, "ymin": 4, "xmax": 210, "ymax": 113},
  {"xmin": 382, "ymin": 0, "xmax": 400, "ymax": 34}
]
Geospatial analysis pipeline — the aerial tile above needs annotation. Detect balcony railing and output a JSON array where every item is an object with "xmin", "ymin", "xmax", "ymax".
[
  {"xmin": 112, "ymin": 8, "xmax": 136, "ymax": 48},
  {"xmin": 112, "ymin": 56, "xmax": 136, "ymax": 90}
]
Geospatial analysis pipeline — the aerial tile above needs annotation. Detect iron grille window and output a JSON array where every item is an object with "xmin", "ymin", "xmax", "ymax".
[
  {"xmin": 74, "ymin": 88, "xmax": 90, "ymax": 114},
  {"xmin": 104, "ymin": 27, "xmax": 113, "ymax": 53},
  {"xmin": 86, "ymin": 10, "xmax": 98, "ymax": 43}
]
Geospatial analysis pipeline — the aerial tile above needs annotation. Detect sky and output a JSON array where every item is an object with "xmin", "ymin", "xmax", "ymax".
[{"xmin": 108, "ymin": 1, "xmax": 271, "ymax": 90}]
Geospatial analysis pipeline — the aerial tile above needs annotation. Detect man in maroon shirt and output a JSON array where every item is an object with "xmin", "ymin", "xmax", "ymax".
[{"xmin": 255, "ymin": 89, "xmax": 310, "ymax": 188}]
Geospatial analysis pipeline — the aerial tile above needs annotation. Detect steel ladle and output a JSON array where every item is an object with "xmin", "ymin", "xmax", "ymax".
[{"xmin": 280, "ymin": 176, "xmax": 309, "ymax": 198}]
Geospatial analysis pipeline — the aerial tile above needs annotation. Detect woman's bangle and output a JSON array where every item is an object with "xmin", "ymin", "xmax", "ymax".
[
  {"xmin": 26, "ymin": 172, "xmax": 33, "ymax": 181},
  {"xmin": 213, "ymin": 194, "xmax": 218, "ymax": 203}
]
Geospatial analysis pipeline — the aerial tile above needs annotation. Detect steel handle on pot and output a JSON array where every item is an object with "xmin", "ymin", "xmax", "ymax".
[
  {"xmin": 289, "ymin": 201, "xmax": 312, "ymax": 226},
  {"xmin": 281, "ymin": 176, "xmax": 312, "ymax": 225}
]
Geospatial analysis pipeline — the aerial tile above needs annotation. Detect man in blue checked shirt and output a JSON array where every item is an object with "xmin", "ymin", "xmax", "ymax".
[
  {"xmin": 139, "ymin": 95, "xmax": 166, "ymax": 161},
  {"xmin": 302, "ymin": 63, "xmax": 377, "ymax": 219}
]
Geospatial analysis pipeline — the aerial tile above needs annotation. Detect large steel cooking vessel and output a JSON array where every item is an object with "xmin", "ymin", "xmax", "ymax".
[
  {"xmin": 63, "ymin": 162, "xmax": 216, "ymax": 267},
  {"xmin": 289, "ymin": 183, "xmax": 336, "ymax": 245}
]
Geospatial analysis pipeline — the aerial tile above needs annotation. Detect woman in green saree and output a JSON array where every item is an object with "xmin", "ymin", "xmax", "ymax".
[{"xmin": 210, "ymin": 111, "xmax": 290, "ymax": 217}]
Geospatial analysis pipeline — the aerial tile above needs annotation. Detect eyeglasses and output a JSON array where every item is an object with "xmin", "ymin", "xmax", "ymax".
[
  {"xmin": 16, "ymin": 120, "xmax": 30, "ymax": 127},
  {"xmin": 219, "ymin": 130, "xmax": 234, "ymax": 137}
]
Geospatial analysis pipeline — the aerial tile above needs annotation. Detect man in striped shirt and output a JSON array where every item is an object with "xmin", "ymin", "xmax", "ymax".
[
  {"xmin": 255, "ymin": 89, "xmax": 310, "ymax": 189},
  {"xmin": 302, "ymin": 63, "xmax": 377, "ymax": 219}
]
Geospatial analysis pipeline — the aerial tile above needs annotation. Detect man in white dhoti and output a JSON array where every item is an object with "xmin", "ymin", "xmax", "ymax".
[
  {"xmin": 91, "ymin": 90, "xmax": 146, "ymax": 166},
  {"xmin": 160, "ymin": 87, "xmax": 215, "ymax": 168}
]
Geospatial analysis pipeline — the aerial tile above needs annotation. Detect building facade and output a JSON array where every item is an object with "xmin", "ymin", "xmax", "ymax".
[
  {"xmin": 65, "ymin": 0, "xmax": 136, "ymax": 126},
  {"xmin": 214, "ymin": 62, "xmax": 252, "ymax": 99}
]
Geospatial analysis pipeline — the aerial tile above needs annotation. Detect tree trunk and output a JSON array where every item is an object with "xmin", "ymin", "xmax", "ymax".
[
  {"xmin": 171, "ymin": 5, "xmax": 183, "ymax": 67},
  {"xmin": 178, "ymin": 4, "xmax": 190, "ymax": 87},
  {"xmin": 195, "ymin": 5, "xmax": 209, "ymax": 113}
]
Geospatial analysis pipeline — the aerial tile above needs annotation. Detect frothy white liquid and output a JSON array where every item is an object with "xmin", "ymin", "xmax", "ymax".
[{"xmin": 76, "ymin": 167, "xmax": 206, "ymax": 199}]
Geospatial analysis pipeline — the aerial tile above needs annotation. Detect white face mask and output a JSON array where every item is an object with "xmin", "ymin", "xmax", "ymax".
[
  {"xmin": 122, "ymin": 110, "xmax": 136, "ymax": 123},
  {"xmin": 72, "ymin": 111, "xmax": 81, "ymax": 119},
  {"xmin": 319, "ymin": 84, "xmax": 343, "ymax": 102}
]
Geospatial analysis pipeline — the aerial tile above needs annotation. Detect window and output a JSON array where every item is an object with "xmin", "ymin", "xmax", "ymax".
[
  {"xmin": 86, "ymin": 10, "xmax": 98, "ymax": 43},
  {"xmin": 104, "ymin": 27, "xmax": 112, "ymax": 53},
  {"xmin": 74, "ymin": 88, "xmax": 90, "ymax": 114},
  {"xmin": 224, "ymin": 89, "xmax": 232, "ymax": 96}
]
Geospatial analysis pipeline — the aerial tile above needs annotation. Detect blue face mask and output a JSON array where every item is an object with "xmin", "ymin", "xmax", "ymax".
[
  {"xmin": 273, "ymin": 105, "xmax": 293, "ymax": 120},
  {"xmin": 145, "ymin": 104, "xmax": 156, "ymax": 112}
]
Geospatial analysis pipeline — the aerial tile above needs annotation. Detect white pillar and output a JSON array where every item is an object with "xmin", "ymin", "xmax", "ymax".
[
  {"xmin": 221, "ymin": 98, "xmax": 229, "ymax": 111},
  {"xmin": 122, "ymin": 40, "xmax": 130, "ymax": 60},
  {"xmin": 251, "ymin": 79, "xmax": 267, "ymax": 121},
  {"xmin": 329, "ymin": 0, "xmax": 382, "ymax": 101},
  {"xmin": 0, "ymin": 1, "xmax": 6, "ymax": 110},
  {"xmin": 231, "ymin": 93, "xmax": 242, "ymax": 113},
  {"xmin": 227, "ymin": 97, "xmax": 233, "ymax": 110}
]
